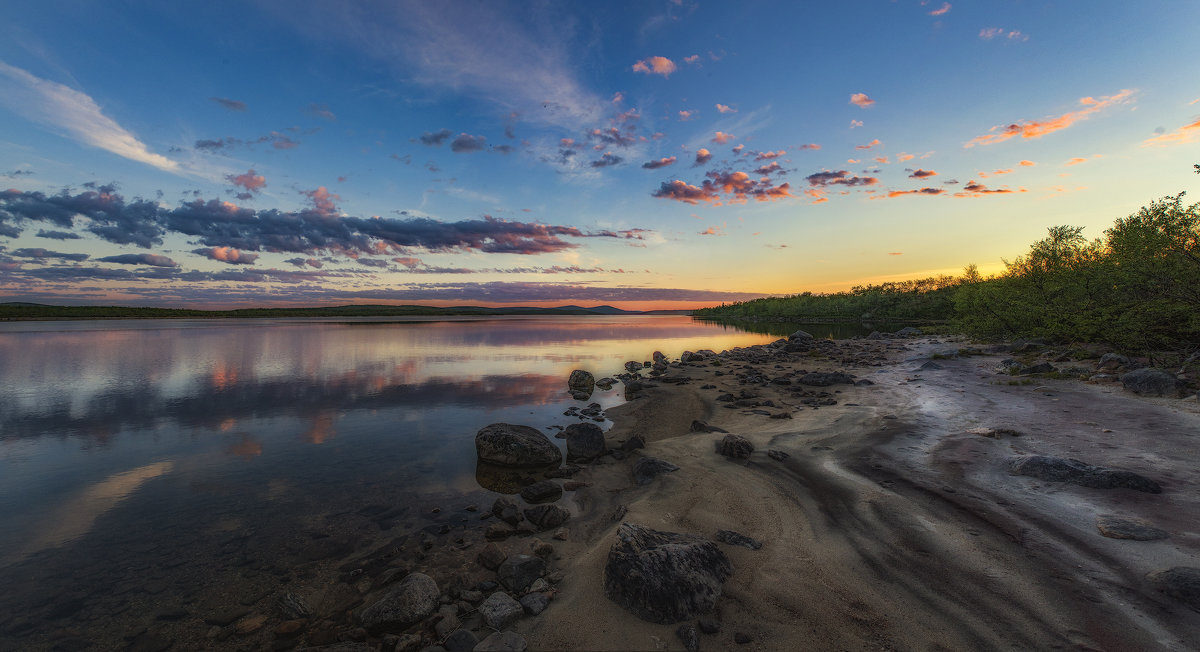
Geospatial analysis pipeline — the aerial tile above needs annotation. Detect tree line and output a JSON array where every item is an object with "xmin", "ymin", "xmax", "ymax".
[{"xmin": 696, "ymin": 181, "xmax": 1200, "ymax": 354}]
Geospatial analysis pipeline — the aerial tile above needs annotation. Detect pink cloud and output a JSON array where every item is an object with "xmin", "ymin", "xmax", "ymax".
[
  {"xmin": 694, "ymin": 148, "xmax": 713, "ymax": 165},
  {"xmin": 1142, "ymin": 117, "xmax": 1200, "ymax": 147},
  {"xmin": 303, "ymin": 186, "xmax": 340, "ymax": 215},
  {"xmin": 874, "ymin": 156, "xmax": 889, "ymax": 164},
  {"xmin": 896, "ymin": 153, "xmax": 915, "ymax": 162},
  {"xmin": 642, "ymin": 156, "xmax": 678, "ymax": 169},
  {"xmin": 698, "ymin": 226, "xmax": 724, "ymax": 236},
  {"xmin": 612, "ymin": 92, "xmax": 624, "ymax": 104},
  {"xmin": 195, "ymin": 246, "xmax": 259, "ymax": 265},
  {"xmin": 715, "ymin": 103, "xmax": 737, "ymax": 114},
  {"xmin": 796, "ymin": 143, "xmax": 821, "ymax": 150},
  {"xmin": 928, "ymin": 2, "xmax": 951, "ymax": 16},
  {"xmin": 679, "ymin": 110, "xmax": 696, "ymax": 121},
  {"xmin": 850, "ymin": 93, "xmax": 875, "ymax": 108},
  {"xmin": 732, "ymin": 144, "xmax": 744, "ymax": 154},
  {"xmin": 855, "ymin": 139, "xmax": 881, "ymax": 150},
  {"xmin": 684, "ymin": 55, "xmax": 701, "ymax": 64},
  {"xmin": 227, "ymin": 169, "xmax": 266, "ymax": 193},
  {"xmin": 393, "ymin": 257, "xmax": 422, "ymax": 269},
  {"xmin": 754, "ymin": 150, "xmax": 786, "ymax": 161},
  {"xmin": 954, "ymin": 180, "xmax": 1025, "ymax": 197},
  {"xmin": 653, "ymin": 170, "xmax": 793, "ymax": 204},
  {"xmin": 965, "ymin": 89, "xmax": 1134, "ymax": 146},
  {"xmin": 850, "ymin": 119, "xmax": 863, "ymax": 129},
  {"xmin": 1019, "ymin": 159, "xmax": 1036, "ymax": 166},
  {"xmin": 632, "ymin": 56, "xmax": 677, "ymax": 77},
  {"xmin": 712, "ymin": 131, "xmax": 734, "ymax": 144},
  {"xmin": 908, "ymin": 168, "xmax": 937, "ymax": 178}
]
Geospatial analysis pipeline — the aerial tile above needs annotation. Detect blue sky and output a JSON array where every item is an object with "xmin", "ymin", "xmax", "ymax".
[{"xmin": 1, "ymin": 0, "xmax": 1197, "ymax": 309}]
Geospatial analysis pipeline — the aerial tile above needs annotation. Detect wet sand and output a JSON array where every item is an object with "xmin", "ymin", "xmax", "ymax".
[{"xmin": 528, "ymin": 335, "xmax": 1200, "ymax": 651}]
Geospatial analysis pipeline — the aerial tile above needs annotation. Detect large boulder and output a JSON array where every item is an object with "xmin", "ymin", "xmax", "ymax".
[
  {"xmin": 1120, "ymin": 368, "xmax": 1186, "ymax": 397},
  {"xmin": 357, "ymin": 572, "xmax": 439, "ymax": 632},
  {"xmin": 1008, "ymin": 455, "xmax": 1161, "ymax": 493},
  {"xmin": 476, "ymin": 423, "xmax": 562, "ymax": 467},
  {"xmin": 604, "ymin": 523, "xmax": 731, "ymax": 623},
  {"xmin": 567, "ymin": 370, "xmax": 595, "ymax": 399},
  {"xmin": 564, "ymin": 422, "xmax": 606, "ymax": 461},
  {"xmin": 788, "ymin": 329, "xmax": 813, "ymax": 341}
]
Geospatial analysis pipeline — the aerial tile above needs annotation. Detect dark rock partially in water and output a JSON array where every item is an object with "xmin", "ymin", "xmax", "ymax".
[
  {"xmin": 568, "ymin": 369, "xmax": 595, "ymax": 391},
  {"xmin": 492, "ymin": 497, "xmax": 523, "ymax": 526},
  {"xmin": 475, "ymin": 423, "xmax": 562, "ymax": 467},
  {"xmin": 1008, "ymin": 455, "xmax": 1161, "ymax": 493},
  {"xmin": 519, "ymin": 480, "xmax": 562, "ymax": 504},
  {"xmin": 564, "ymin": 422, "xmax": 606, "ymax": 461},
  {"xmin": 603, "ymin": 523, "xmax": 731, "ymax": 624},
  {"xmin": 523, "ymin": 504, "xmax": 570, "ymax": 530}
]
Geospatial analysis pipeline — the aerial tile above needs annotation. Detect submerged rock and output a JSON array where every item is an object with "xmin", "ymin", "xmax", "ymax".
[
  {"xmin": 357, "ymin": 572, "xmax": 439, "ymax": 633},
  {"xmin": 476, "ymin": 423, "xmax": 562, "ymax": 467},
  {"xmin": 1008, "ymin": 455, "xmax": 1161, "ymax": 493},
  {"xmin": 519, "ymin": 480, "xmax": 562, "ymax": 504},
  {"xmin": 603, "ymin": 523, "xmax": 731, "ymax": 624}
]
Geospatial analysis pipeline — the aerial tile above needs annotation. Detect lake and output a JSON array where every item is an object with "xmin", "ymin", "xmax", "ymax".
[{"xmin": 0, "ymin": 314, "xmax": 809, "ymax": 649}]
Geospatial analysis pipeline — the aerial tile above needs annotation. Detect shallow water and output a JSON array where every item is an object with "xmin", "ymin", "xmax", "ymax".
[{"xmin": 0, "ymin": 315, "xmax": 784, "ymax": 648}]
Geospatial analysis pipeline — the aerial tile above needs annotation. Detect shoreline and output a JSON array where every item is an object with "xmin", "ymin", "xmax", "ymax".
[{"xmin": 524, "ymin": 332, "xmax": 1200, "ymax": 650}]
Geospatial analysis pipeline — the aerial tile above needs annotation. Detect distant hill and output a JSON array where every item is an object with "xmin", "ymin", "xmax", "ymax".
[{"xmin": 0, "ymin": 302, "xmax": 674, "ymax": 320}]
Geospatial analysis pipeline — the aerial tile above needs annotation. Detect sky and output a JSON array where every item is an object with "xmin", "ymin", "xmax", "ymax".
[{"xmin": 0, "ymin": 0, "xmax": 1198, "ymax": 310}]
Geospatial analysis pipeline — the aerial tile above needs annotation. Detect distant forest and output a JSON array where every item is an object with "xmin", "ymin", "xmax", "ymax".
[{"xmin": 698, "ymin": 179, "xmax": 1200, "ymax": 354}]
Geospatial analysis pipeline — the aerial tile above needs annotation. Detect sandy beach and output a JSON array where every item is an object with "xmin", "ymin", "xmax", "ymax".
[{"xmin": 523, "ymin": 333, "xmax": 1200, "ymax": 651}]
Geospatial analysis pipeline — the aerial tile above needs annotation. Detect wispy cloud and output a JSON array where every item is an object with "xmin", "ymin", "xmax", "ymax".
[
  {"xmin": 0, "ymin": 61, "xmax": 179, "ymax": 173},
  {"xmin": 855, "ymin": 139, "xmax": 881, "ymax": 150},
  {"xmin": 211, "ymin": 97, "xmax": 247, "ymax": 112},
  {"xmin": 965, "ymin": 89, "xmax": 1134, "ymax": 147},
  {"xmin": 642, "ymin": 156, "xmax": 677, "ymax": 169},
  {"xmin": 712, "ymin": 131, "xmax": 734, "ymax": 144},
  {"xmin": 715, "ymin": 103, "xmax": 737, "ymax": 114},
  {"xmin": 927, "ymin": 2, "xmax": 951, "ymax": 16}
]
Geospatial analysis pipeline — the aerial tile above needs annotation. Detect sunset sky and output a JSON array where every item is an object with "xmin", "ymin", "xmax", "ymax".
[{"xmin": 1, "ymin": 1, "xmax": 1198, "ymax": 310}]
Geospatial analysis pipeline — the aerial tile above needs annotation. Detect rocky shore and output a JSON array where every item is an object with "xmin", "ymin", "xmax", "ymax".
[{"xmin": 5, "ymin": 331, "xmax": 1200, "ymax": 651}]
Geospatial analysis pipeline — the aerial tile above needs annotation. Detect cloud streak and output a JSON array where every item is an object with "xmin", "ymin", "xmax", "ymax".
[
  {"xmin": 965, "ymin": 89, "xmax": 1134, "ymax": 146},
  {"xmin": 0, "ymin": 61, "xmax": 179, "ymax": 173}
]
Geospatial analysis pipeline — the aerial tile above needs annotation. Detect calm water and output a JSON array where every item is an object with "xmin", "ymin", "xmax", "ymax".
[{"xmin": 0, "ymin": 315, "xmax": 784, "ymax": 648}]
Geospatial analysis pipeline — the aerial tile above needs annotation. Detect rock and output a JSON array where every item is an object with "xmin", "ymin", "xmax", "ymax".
[
  {"xmin": 797, "ymin": 372, "xmax": 855, "ymax": 387},
  {"xmin": 472, "ymin": 631, "xmax": 527, "ymax": 651},
  {"xmin": 491, "ymin": 497, "xmax": 523, "ymax": 526},
  {"xmin": 443, "ymin": 629, "xmax": 478, "ymax": 652},
  {"xmin": 788, "ymin": 329, "xmax": 813, "ymax": 341},
  {"xmin": 895, "ymin": 327, "xmax": 922, "ymax": 337},
  {"xmin": 1096, "ymin": 515, "xmax": 1169, "ymax": 540},
  {"xmin": 357, "ymin": 572, "xmax": 440, "ymax": 633},
  {"xmin": 523, "ymin": 504, "xmax": 570, "ymax": 530},
  {"xmin": 568, "ymin": 370, "xmax": 595, "ymax": 392},
  {"xmin": 676, "ymin": 623, "xmax": 700, "ymax": 652},
  {"xmin": 716, "ymin": 434, "xmax": 754, "ymax": 460},
  {"xmin": 734, "ymin": 632, "xmax": 753, "ymax": 644},
  {"xmin": 595, "ymin": 377, "xmax": 616, "ymax": 390},
  {"xmin": 633, "ymin": 456, "xmax": 680, "ymax": 486},
  {"xmin": 519, "ymin": 481, "xmax": 562, "ymax": 504},
  {"xmin": 603, "ymin": 523, "xmax": 732, "ymax": 623},
  {"xmin": 475, "ymin": 424, "xmax": 562, "ymax": 467},
  {"xmin": 715, "ymin": 530, "xmax": 762, "ymax": 550},
  {"xmin": 1098, "ymin": 352, "xmax": 1131, "ymax": 370},
  {"xmin": 1120, "ymin": 368, "xmax": 1186, "ymax": 397},
  {"xmin": 653, "ymin": 351, "xmax": 667, "ymax": 363},
  {"xmin": 477, "ymin": 543, "xmax": 507, "ymax": 570},
  {"xmin": 1018, "ymin": 362, "xmax": 1056, "ymax": 375},
  {"xmin": 1008, "ymin": 455, "xmax": 1161, "ymax": 493},
  {"xmin": 625, "ymin": 361, "xmax": 643, "ymax": 373},
  {"xmin": 276, "ymin": 619, "xmax": 306, "ymax": 636},
  {"xmin": 917, "ymin": 361, "xmax": 942, "ymax": 371},
  {"xmin": 1147, "ymin": 567, "xmax": 1200, "ymax": 611},
  {"xmin": 519, "ymin": 592, "xmax": 550, "ymax": 616},
  {"xmin": 766, "ymin": 449, "xmax": 789, "ymax": 462},
  {"xmin": 205, "ymin": 607, "xmax": 251, "ymax": 626},
  {"xmin": 690, "ymin": 420, "xmax": 727, "ymax": 433},
  {"xmin": 570, "ymin": 390, "xmax": 591, "ymax": 401},
  {"xmin": 497, "ymin": 554, "xmax": 546, "ymax": 593},
  {"xmin": 477, "ymin": 592, "xmax": 523, "ymax": 630},
  {"xmin": 278, "ymin": 591, "xmax": 312, "ymax": 620},
  {"xmin": 697, "ymin": 616, "xmax": 721, "ymax": 634},
  {"xmin": 564, "ymin": 423, "xmax": 606, "ymax": 462},
  {"xmin": 621, "ymin": 434, "xmax": 646, "ymax": 451}
]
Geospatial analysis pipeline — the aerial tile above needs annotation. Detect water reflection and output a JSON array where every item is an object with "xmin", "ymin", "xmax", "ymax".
[{"xmin": 0, "ymin": 315, "xmax": 777, "ymax": 647}]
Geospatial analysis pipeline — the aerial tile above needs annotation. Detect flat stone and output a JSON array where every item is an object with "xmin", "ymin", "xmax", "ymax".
[
  {"xmin": 357, "ymin": 572, "xmax": 440, "ymax": 633},
  {"xmin": 478, "ymin": 592, "xmax": 523, "ymax": 630},
  {"xmin": 1096, "ymin": 515, "xmax": 1169, "ymax": 540},
  {"xmin": 519, "ymin": 481, "xmax": 562, "ymax": 504}
]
